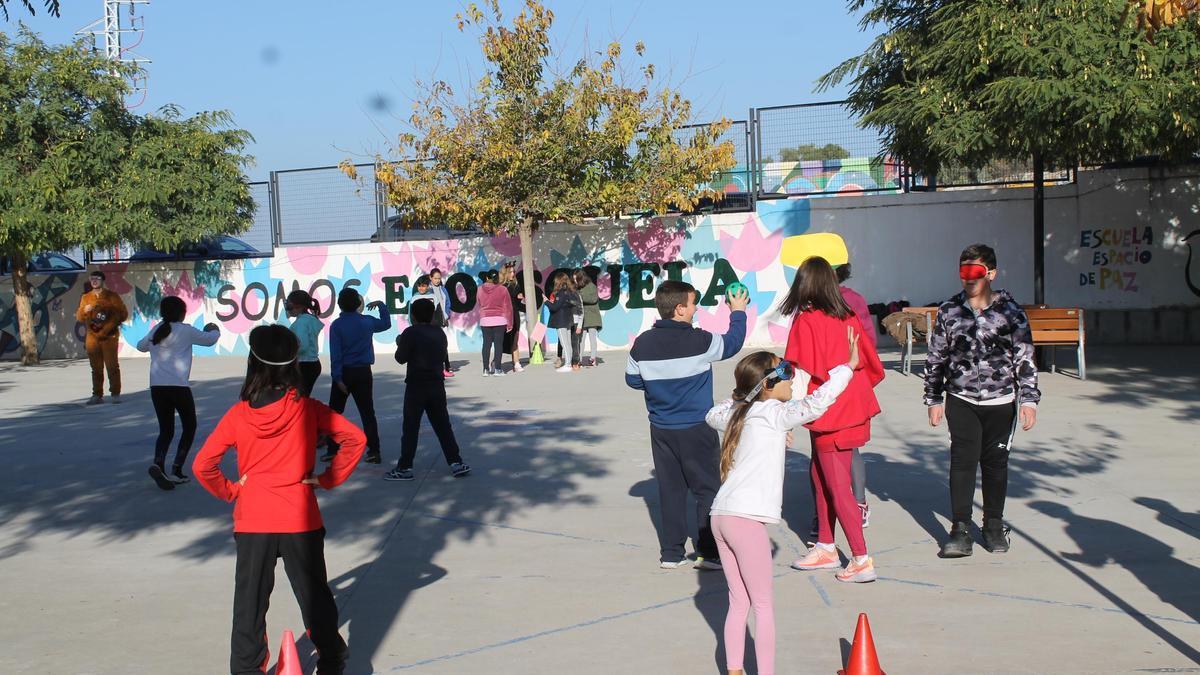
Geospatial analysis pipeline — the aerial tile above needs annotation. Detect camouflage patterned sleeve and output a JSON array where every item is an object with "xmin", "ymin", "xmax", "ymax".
[
  {"xmin": 1011, "ymin": 307, "xmax": 1041, "ymax": 406},
  {"xmin": 922, "ymin": 308, "xmax": 950, "ymax": 406}
]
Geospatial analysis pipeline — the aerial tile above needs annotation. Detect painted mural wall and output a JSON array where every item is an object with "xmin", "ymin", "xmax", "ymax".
[{"xmin": 2, "ymin": 166, "xmax": 1197, "ymax": 361}]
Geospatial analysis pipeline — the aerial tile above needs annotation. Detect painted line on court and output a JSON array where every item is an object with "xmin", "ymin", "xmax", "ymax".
[
  {"xmin": 808, "ymin": 576, "xmax": 834, "ymax": 607},
  {"xmin": 384, "ymin": 568, "xmax": 810, "ymax": 670},
  {"xmin": 875, "ymin": 575, "xmax": 1199, "ymax": 626},
  {"xmin": 380, "ymin": 591, "xmax": 713, "ymax": 671},
  {"xmin": 412, "ymin": 512, "xmax": 649, "ymax": 549}
]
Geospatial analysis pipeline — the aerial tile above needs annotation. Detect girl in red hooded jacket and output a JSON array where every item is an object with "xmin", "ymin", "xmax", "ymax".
[
  {"xmin": 781, "ymin": 256, "xmax": 885, "ymax": 583},
  {"xmin": 194, "ymin": 325, "xmax": 366, "ymax": 674}
]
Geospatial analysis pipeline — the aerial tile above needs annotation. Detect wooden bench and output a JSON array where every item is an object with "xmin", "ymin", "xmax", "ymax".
[
  {"xmin": 899, "ymin": 306, "xmax": 939, "ymax": 376},
  {"xmin": 1025, "ymin": 306, "xmax": 1087, "ymax": 380},
  {"xmin": 900, "ymin": 305, "xmax": 1086, "ymax": 380}
]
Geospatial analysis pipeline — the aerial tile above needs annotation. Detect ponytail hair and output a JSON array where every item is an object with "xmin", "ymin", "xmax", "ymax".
[
  {"xmin": 286, "ymin": 289, "xmax": 320, "ymax": 315},
  {"xmin": 152, "ymin": 296, "xmax": 187, "ymax": 345},
  {"xmin": 719, "ymin": 351, "xmax": 780, "ymax": 481}
]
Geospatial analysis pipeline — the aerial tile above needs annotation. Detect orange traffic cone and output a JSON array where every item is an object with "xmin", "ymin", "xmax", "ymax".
[
  {"xmin": 838, "ymin": 613, "xmax": 885, "ymax": 675},
  {"xmin": 275, "ymin": 629, "xmax": 302, "ymax": 675}
]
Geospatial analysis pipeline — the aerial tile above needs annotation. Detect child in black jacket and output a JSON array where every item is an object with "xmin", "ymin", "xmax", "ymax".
[
  {"xmin": 544, "ymin": 271, "xmax": 581, "ymax": 373},
  {"xmin": 384, "ymin": 299, "xmax": 471, "ymax": 481}
]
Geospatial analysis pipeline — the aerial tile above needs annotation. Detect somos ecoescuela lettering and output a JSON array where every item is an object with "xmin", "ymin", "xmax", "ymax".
[{"xmin": 212, "ymin": 258, "xmax": 742, "ymax": 322}]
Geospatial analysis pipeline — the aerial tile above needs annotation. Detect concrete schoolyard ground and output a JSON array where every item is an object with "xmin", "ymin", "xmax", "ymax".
[{"xmin": 0, "ymin": 344, "xmax": 1197, "ymax": 674}]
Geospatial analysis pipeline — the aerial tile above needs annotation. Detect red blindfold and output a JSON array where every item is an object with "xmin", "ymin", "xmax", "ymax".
[{"xmin": 959, "ymin": 263, "xmax": 990, "ymax": 281}]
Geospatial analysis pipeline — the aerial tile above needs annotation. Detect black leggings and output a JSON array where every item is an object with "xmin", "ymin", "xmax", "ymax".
[
  {"xmin": 481, "ymin": 325, "xmax": 505, "ymax": 373},
  {"xmin": 151, "ymin": 386, "xmax": 197, "ymax": 470},
  {"xmin": 298, "ymin": 360, "xmax": 322, "ymax": 397},
  {"xmin": 946, "ymin": 396, "xmax": 1018, "ymax": 523}
]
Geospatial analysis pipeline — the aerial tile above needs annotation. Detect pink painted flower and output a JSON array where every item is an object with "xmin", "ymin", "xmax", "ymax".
[
  {"xmin": 491, "ymin": 232, "xmax": 523, "ymax": 257},
  {"xmin": 696, "ymin": 303, "xmax": 758, "ymax": 342},
  {"xmin": 414, "ymin": 242, "xmax": 461, "ymax": 275},
  {"xmin": 719, "ymin": 218, "xmax": 783, "ymax": 273},
  {"xmin": 95, "ymin": 263, "xmax": 133, "ymax": 295},
  {"xmin": 161, "ymin": 272, "xmax": 206, "ymax": 317},
  {"xmin": 627, "ymin": 218, "xmax": 684, "ymax": 263},
  {"xmin": 373, "ymin": 245, "xmax": 414, "ymax": 291},
  {"xmin": 284, "ymin": 246, "xmax": 330, "ymax": 276}
]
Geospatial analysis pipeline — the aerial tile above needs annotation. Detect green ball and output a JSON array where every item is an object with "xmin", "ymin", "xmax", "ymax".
[{"xmin": 725, "ymin": 282, "xmax": 748, "ymax": 299}]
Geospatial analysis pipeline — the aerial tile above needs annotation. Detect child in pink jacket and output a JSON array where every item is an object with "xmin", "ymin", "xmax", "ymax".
[{"xmin": 477, "ymin": 269, "xmax": 514, "ymax": 376}]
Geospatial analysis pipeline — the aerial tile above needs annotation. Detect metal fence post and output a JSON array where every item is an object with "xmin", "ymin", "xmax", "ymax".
[
  {"xmin": 269, "ymin": 171, "xmax": 283, "ymax": 248},
  {"xmin": 755, "ymin": 108, "xmax": 765, "ymax": 196},
  {"xmin": 375, "ymin": 168, "xmax": 389, "ymax": 242}
]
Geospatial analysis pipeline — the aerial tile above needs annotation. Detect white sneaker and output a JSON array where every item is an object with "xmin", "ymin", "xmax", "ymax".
[
  {"xmin": 659, "ymin": 559, "xmax": 691, "ymax": 569},
  {"xmin": 513, "ymin": 364, "xmax": 524, "ymax": 373},
  {"xmin": 482, "ymin": 371, "xmax": 491, "ymax": 378},
  {"xmin": 555, "ymin": 365, "xmax": 573, "ymax": 373}
]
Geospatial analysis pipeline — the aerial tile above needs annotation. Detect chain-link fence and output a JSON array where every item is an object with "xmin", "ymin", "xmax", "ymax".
[
  {"xmin": 675, "ymin": 119, "xmax": 752, "ymax": 195},
  {"xmin": 925, "ymin": 159, "xmax": 1074, "ymax": 189},
  {"xmin": 78, "ymin": 100, "xmax": 1083, "ymax": 260},
  {"xmin": 85, "ymin": 181, "xmax": 275, "ymax": 263},
  {"xmin": 273, "ymin": 164, "xmax": 383, "ymax": 245},
  {"xmin": 754, "ymin": 102, "xmax": 902, "ymax": 197}
]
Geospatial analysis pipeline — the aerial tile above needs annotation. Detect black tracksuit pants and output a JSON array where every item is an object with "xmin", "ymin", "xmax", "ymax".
[
  {"xmin": 649, "ymin": 422, "xmax": 721, "ymax": 562},
  {"xmin": 396, "ymin": 383, "xmax": 463, "ymax": 471},
  {"xmin": 328, "ymin": 365, "xmax": 380, "ymax": 455},
  {"xmin": 150, "ymin": 385, "xmax": 197, "ymax": 470},
  {"xmin": 299, "ymin": 361, "xmax": 322, "ymax": 397},
  {"xmin": 231, "ymin": 528, "xmax": 346, "ymax": 675},
  {"xmin": 946, "ymin": 395, "xmax": 1018, "ymax": 523}
]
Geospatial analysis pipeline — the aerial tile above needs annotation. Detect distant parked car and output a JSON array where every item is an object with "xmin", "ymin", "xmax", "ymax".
[
  {"xmin": 129, "ymin": 235, "xmax": 262, "ymax": 262},
  {"xmin": 0, "ymin": 251, "xmax": 86, "ymax": 276},
  {"xmin": 371, "ymin": 214, "xmax": 482, "ymax": 242}
]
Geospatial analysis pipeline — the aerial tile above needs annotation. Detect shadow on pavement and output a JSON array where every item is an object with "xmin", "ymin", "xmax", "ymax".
[{"xmin": 0, "ymin": 369, "xmax": 608, "ymax": 673}]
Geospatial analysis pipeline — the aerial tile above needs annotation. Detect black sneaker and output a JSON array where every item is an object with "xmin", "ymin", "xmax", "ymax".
[
  {"xmin": 169, "ymin": 468, "xmax": 191, "ymax": 484},
  {"xmin": 982, "ymin": 518, "xmax": 1011, "ymax": 553},
  {"xmin": 383, "ymin": 468, "xmax": 414, "ymax": 481},
  {"xmin": 450, "ymin": 462, "xmax": 471, "ymax": 477},
  {"xmin": 939, "ymin": 521, "xmax": 974, "ymax": 558},
  {"xmin": 364, "ymin": 453, "xmax": 382, "ymax": 465},
  {"xmin": 148, "ymin": 465, "xmax": 175, "ymax": 491}
]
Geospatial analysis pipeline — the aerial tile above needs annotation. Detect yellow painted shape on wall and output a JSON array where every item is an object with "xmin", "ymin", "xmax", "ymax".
[{"xmin": 780, "ymin": 232, "xmax": 849, "ymax": 267}]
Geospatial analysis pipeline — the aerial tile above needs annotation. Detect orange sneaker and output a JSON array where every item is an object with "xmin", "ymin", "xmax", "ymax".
[
  {"xmin": 791, "ymin": 545, "xmax": 841, "ymax": 570},
  {"xmin": 836, "ymin": 556, "xmax": 877, "ymax": 583}
]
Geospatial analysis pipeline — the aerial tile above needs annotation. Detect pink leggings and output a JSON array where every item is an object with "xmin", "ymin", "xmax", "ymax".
[
  {"xmin": 812, "ymin": 448, "xmax": 868, "ymax": 556},
  {"xmin": 711, "ymin": 515, "xmax": 775, "ymax": 675}
]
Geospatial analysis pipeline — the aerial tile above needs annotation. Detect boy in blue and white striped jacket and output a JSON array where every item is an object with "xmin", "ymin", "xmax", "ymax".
[{"xmin": 626, "ymin": 280, "xmax": 750, "ymax": 569}]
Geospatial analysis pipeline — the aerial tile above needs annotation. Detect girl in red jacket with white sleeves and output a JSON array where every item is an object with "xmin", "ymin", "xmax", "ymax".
[
  {"xmin": 781, "ymin": 256, "xmax": 885, "ymax": 583},
  {"xmin": 194, "ymin": 325, "xmax": 366, "ymax": 675}
]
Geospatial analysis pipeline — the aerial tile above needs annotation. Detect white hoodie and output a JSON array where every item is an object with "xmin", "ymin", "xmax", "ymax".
[{"xmin": 706, "ymin": 365, "xmax": 853, "ymax": 523}]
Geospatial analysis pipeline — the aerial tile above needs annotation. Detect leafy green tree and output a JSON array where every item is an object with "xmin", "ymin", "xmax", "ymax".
[
  {"xmin": 0, "ymin": 30, "xmax": 254, "ymax": 364},
  {"xmin": 0, "ymin": 0, "xmax": 58, "ymax": 21},
  {"xmin": 822, "ymin": 0, "xmax": 1200, "ymax": 302},
  {"xmin": 346, "ymin": 0, "xmax": 735, "ymax": 331},
  {"xmin": 777, "ymin": 143, "xmax": 850, "ymax": 163}
]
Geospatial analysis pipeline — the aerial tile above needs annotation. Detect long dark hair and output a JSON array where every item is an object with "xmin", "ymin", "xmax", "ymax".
[
  {"xmin": 240, "ymin": 325, "xmax": 303, "ymax": 401},
  {"xmin": 572, "ymin": 269, "xmax": 592, "ymax": 289},
  {"xmin": 286, "ymin": 289, "xmax": 320, "ymax": 315},
  {"xmin": 779, "ymin": 256, "xmax": 853, "ymax": 319},
  {"xmin": 719, "ymin": 351, "xmax": 779, "ymax": 482},
  {"xmin": 551, "ymin": 271, "xmax": 574, "ymax": 294},
  {"xmin": 151, "ymin": 296, "xmax": 187, "ymax": 345}
]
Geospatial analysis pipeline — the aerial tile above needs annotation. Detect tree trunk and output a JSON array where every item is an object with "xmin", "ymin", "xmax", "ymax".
[
  {"xmin": 518, "ymin": 217, "xmax": 539, "ymax": 334},
  {"xmin": 1033, "ymin": 152, "xmax": 1046, "ymax": 305},
  {"xmin": 11, "ymin": 251, "xmax": 40, "ymax": 366}
]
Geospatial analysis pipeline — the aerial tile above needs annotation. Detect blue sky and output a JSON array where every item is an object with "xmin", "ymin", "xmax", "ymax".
[{"xmin": 11, "ymin": 1, "xmax": 879, "ymax": 181}]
